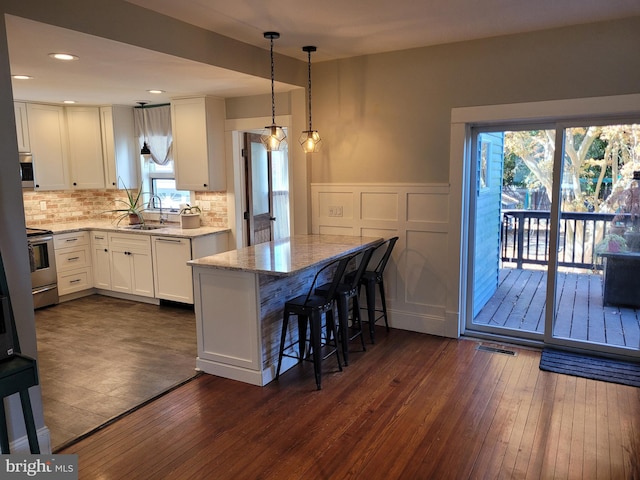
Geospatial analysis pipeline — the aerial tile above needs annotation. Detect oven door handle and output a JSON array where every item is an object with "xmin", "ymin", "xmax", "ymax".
[
  {"xmin": 28, "ymin": 235, "xmax": 53, "ymax": 244},
  {"xmin": 32, "ymin": 285, "xmax": 57, "ymax": 295}
]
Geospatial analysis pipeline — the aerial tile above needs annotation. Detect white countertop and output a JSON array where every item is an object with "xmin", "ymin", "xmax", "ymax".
[
  {"xmin": 33, "ymin": 220, "xmax": 230, "ymax": 239},
  {"xmin": 188, "ymin": 234, "xmax": 382, "ymax": 276}
]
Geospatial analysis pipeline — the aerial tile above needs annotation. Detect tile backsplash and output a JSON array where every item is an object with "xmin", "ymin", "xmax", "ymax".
[{"xmin": 23, "ymin": 189, "xmax": 228, "ymax": 227}]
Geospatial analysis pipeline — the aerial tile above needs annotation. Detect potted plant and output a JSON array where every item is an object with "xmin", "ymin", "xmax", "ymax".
[
  {"xmin": 106, "ymin": 180, "xmax": 147, "ymax": 226},
  {"xmin": 179, "ymin": 204, "xmax": 201, "ymax": 229}
]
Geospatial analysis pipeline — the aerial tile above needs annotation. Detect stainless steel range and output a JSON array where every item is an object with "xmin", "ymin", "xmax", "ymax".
[{"xmin": 27, "ymin": 227, "xmax": 58, "ymax": 308}]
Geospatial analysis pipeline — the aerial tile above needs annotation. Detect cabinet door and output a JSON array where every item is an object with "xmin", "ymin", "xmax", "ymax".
[
  {"xmin": 91, "ymin": 232, "xmax": 111, "ymax": 290},
  {"xmin": 171, "ymin": 97, "xmax": 226, "ymax": 192},
  {"xmin": 109, "ymin": 246, "xmax": 133, "ymax": 294},
  {"xmin": 14, "ymin": 102, "xmax": 30, "ymax": 152},
  {"xmin": 66, "ymin": 107, "xmax": 105, "ymax": 189},
  {"xmin": 152, "ymin": 236, "xmax": 193, "ymax": 303},
  {"xmin": 130, "ymin": 249, "xmax": 154, "ymax": 298},
  {"xmin": 100, "ymin": 106, "xmax": 138, "ymax": 189},
  {"xmin": 27, "ymin": 103, "xmax": 70, "ymax": 190}
]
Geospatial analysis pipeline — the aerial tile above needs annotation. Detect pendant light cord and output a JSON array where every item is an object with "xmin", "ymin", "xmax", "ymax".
[
  {"xmin": 270, "ymin": 36, "xmax": 276, "ymax": 125},
  {"xmin": 307, "ymin": 49, "xmax": 313, "ymax": 131}
]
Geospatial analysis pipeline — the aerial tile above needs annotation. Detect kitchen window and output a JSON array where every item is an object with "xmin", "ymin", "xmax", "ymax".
[{"xmin": 135, "ymin": 104, "xmax": 192, "ymax": 211}]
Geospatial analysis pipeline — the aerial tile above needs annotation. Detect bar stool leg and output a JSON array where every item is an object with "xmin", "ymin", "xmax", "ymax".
[
  {"xmin": 364, "ymin": 279, "xmax": 377, "ymax": 343},
  {"xmin": 309, "ymin": 311, "xmax": 323, "ymax": 390},
  {"xmin": 336, "ymin": 294, "xmax": 350, "ymax": 365},
  {"xmin": 0, "ymin": 400, "xmax": 9, "ymax": 454},
  {"xmin": 19, "ymin": 390, "xmax": 40, "ymax": 454},
  {"xmin": 378, "ymin": 278, "xmax": 390, "ymax": 332},
  {"xmin": 352, "ymin": 295, "xmax": 366, "ymax": 352},
  {"xmin": 276, "ymin": 311, "xmax": 290, "ymax": 379}
]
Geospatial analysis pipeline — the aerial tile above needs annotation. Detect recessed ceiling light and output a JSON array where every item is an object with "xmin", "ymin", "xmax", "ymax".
[
  {"xmin": 63, "ymin": 100, "xmax": 76, "ymax": 104},
  {"xmin": 12, "ymin": 75, "xmax": 33, "ymax": 80},
  {"xmin": 49, "ymin": 53, "xmax": 79, "ymax": 61},
  {"xmin": 147, "ymin": 89, "xmax": 165, "ymax": 94}
]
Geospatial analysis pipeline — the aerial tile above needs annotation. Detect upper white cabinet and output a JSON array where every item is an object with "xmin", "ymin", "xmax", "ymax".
[
  {"xmin": 26, "ymin": 103, "xmax": 70, "ymax": 191},
  {"xmin": 171, "ymin": 96, "xmax": 226, "ymax": 192},
  {"xmin": 14, "ymin": 102, "xmax": 30, "ymax": 152},
  {"xmin": 66, "ymin": 106, "xmax": 105, "ymax": 189},
  {"xmin": 100, "ymin": 105, "xmax": 138, "ymax": 190}
]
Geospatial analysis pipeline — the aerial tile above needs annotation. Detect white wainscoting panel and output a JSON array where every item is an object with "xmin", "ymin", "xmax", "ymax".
[{"xmin": 312, "ymin": 183, "xmax": 454, "ymax": 337}]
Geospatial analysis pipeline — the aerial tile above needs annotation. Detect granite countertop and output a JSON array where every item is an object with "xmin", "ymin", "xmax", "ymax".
[
  {"xmin": 35, "ymin": 220, "xmax": 230, "ymax": 239},
  {"xmin": 188, "ymin": 234, "xmax": 382, "ymax": 276}
]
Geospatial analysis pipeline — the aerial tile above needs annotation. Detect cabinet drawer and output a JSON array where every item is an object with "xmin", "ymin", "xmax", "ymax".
[
  {"xmin": 58, "ymin": 267, "xmax": 92, "ymax": 295},
  {"xmin": 108, "ymin": 233, "xmax": 151, "ymax": 252},
  {"xmin": 55, "ymin": 245, "xmax": 91, "ymax": 272},
  {"xmin": 90, "ymin": 231, "xmax": 109, "ymax": 246},
  {"xmin": 54, "ymin": 231, "xmax": 89, "ymax": 249}
]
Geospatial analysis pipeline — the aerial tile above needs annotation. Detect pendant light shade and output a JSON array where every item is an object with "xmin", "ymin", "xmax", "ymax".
[
  {"xmin": 138, "ymin": 101, "xmax": 151, "ymax": 157},
  {"xmin": 299, "ymin": 46, "xmax": 321, "ymax": 153},
  {"xmin": 261, "ymin": 32, "xmax": 286, "ymax": 152}
]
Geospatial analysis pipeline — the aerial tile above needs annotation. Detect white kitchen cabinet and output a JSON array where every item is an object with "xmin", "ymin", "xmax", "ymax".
[
  {"xmin": 151, "ymin": 232, "xmax": 228, "ymax": 304},
  {"xmin": 14, "ymin": 102, "xmax": 30, "ymax": 152},
  {"xmin": 90, "ymin": 231, "xmax": 111, "ymax": 290},
  {"xmin": 108, "ymin": 233, "xmax": 154, "ymax": 298},
  {"xmin": 66, "ymin": 106, "xmax": 105, "ymax": 189},
  {"xmin": 54, "ymin": 231, "xmax": 93, "ymax": 296},
  {"xmin": 171, "ymin": 96, "xmax": 226, "ymax": 192},
  {"xmin": 26, "ymin": 103, "xmax": 70, "ymax": 190},
  {"xmin": 100, "ymin": 105, "xmax": 138, "ymax": 189}
]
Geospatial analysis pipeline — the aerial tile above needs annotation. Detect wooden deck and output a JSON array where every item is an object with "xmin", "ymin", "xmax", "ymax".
[{"xmin": 473, "ymin": 268, "xmax": 640, "ymax": 349}]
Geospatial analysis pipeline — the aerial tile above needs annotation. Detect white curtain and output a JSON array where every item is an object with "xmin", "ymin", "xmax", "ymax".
[
  {"xmin": 271, "ymin": 150, "xmax": 290, "ymax": 240},
  {"xmin": 134, "ymin": 105, "xmax": 173, "ymax": 166}
]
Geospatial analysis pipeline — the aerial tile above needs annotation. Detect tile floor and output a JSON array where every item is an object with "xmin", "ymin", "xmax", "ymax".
[{"xmin": 34, "ymin": 294, "xmax": 197, "ymax": 451}]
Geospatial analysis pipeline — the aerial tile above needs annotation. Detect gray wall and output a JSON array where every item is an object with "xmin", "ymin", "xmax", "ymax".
[{"xmin": 311, "ymin": 16, "xmax": 640, "ymax": 184}]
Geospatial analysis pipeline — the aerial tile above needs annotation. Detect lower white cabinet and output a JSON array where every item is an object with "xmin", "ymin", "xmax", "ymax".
[
  {"xmin": 152, "ymin": 236, "xmax": 193, "ymax": 303},
  {"xmin": 91, "ymin": 232, "xmax": 111, "ymax": 290},
  {"xmin": 54, "ymin": 231, "xmax": 93, "ymax": 296},
  {"xmin": 152, "ymin": 232, "xmax": 228, "ymax": 304},
  {"xmin": 108, "ymin": 233, "xmax": 154, "ymax": 298}
]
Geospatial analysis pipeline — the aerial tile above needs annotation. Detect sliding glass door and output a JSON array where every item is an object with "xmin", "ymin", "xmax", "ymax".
[
  {"xmin": 548, "ymin": 122, "xmax": 640, "ymax": 357},
  {"xmin": 468, "ymin": 120, "xmax": 640, "ymax": 358}
]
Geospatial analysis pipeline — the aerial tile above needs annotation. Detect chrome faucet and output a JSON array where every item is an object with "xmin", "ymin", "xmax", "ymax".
[{"xmin": 149, "ymin": 195, "xmax": 167, "ymax": 224}]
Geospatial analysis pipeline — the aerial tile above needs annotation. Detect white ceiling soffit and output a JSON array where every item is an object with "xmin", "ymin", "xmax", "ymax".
[
  {"xmin": 125, "ymin": 0, "xmax": 640, "ymax": 61},
  {"xmin": 6, "ymin": 15, "xmax": 289, "ymax": 106}
]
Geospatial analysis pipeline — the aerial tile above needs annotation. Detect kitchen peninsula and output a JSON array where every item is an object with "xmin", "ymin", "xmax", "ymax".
[{"xmin": 188, "ymin": 234, "xmax": 382, "ymax": 386}]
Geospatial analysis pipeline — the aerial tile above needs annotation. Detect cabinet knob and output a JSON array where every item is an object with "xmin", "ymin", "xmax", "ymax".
[
  {"xmin": 203, "ymin": 184, "xmax": 208, "ymax": 187},
  {"xmin": 35, "ymin": 184, "xmax": 40, "ymax": 188},
  {"xmin": 104, "ymin": 248, "xmax": 108, "ymax": 252},
  {"xmin": 73, "ymin": 182, "xmax": 77, "ymax": 186}
]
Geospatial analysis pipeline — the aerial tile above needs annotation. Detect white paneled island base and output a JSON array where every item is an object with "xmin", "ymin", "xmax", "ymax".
[{"xmin": 189, "ymin": 235, "xmax": 382, "ymax": 386}]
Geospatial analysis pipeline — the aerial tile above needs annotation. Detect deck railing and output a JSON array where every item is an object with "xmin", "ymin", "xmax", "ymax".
[{"xmin": 501, "ymin": 210, "xmax": 618, "ymax": 270}]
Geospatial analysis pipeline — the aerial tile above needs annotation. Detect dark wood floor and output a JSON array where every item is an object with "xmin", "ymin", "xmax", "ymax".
[
  {"xmin": 35, "ymin": 295, "xmax": 197, "ymax": 451},
  {"xmin": 59, "ymin": 327, "xmax": 640, "ymax": 479},
  {"xmin": 474, "ymin": 268, "xmax": 640, "ymax": 349}
]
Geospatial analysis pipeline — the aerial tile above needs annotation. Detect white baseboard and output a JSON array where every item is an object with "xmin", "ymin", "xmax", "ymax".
[{"xmin": 7, "ymin": 426, "xmax": 51, "ymax": 454}]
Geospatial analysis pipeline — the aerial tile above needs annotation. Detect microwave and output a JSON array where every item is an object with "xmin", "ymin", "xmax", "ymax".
[{"xmin": 19, "ymin": 152, "xmax": 35, "ymax": 188}]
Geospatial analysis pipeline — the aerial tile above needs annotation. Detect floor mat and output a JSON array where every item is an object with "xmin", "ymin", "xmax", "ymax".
[
  {"xmin": 540, "ymin": 348, "xmax": 640, "ymax": 388},
  {"xmin": 540, "ymin": 348, "xmax": 640, "ymax": 387}
]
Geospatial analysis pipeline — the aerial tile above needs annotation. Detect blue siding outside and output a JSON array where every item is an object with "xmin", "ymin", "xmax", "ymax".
[{"xmin": 473, "ymin": 132, "xmax": 504, "ymax": 317}]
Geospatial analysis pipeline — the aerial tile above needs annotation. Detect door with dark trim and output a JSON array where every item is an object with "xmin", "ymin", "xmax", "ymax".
[{"xmin": 244, "ymin": 133, "xmax": 274, "ymax": 245}]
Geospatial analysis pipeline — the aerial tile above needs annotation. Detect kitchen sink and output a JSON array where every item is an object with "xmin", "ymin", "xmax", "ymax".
[{"xmin": 125, "ymin": 224, "xmax": 165, "ymax": 230}]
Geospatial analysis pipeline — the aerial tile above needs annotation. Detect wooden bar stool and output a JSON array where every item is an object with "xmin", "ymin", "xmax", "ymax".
[{"xmin": 276, "ymin": 255, "xmax": 351, "ymax": 390}]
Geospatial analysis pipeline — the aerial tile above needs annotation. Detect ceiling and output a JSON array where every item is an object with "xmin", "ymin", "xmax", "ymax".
[{"xmin": 7, "ymin": 0, "xmax": 640, "ymax": 106}]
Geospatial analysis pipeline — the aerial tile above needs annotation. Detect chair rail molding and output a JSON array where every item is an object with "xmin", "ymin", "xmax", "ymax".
[{"xmin": 311, "ymin": 182, "xmax": 457, "ymax": 337}]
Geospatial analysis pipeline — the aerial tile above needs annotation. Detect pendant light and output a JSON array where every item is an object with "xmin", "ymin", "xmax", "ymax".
[
  {"xmin": 138, "ymin": 101, "xmax": 151, "ymax": 157},
  {"xmin": 299, "ymin": 46, "xmax": 321, "ymax": 153},
  {"xmin": 261, "ymin": 32, "xmax": 287, "ymax": 152}
]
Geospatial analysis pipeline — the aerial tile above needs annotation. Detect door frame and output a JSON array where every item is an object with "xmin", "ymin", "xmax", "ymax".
[
  {"xmin": 451, "ymin": 93, "xmax": 640, "ymax": 346},
  {"xmin": 224, "ymin": 115, "xmax": 294, "ymax": 250}
]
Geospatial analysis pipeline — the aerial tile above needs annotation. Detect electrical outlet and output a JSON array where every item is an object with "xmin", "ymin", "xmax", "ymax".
[
  {"xmin": 328, "ymin": 206, "xmax": 343, "ymax": 217},
  {"xmin": 40, "ymin": 201, "xmax": 47, "ymax": 211}
]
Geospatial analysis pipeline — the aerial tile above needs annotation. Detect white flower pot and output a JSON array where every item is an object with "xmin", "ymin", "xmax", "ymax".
[{"xmin": 180, "ymin": 213, "xmax": 200, "ymax": 229}]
